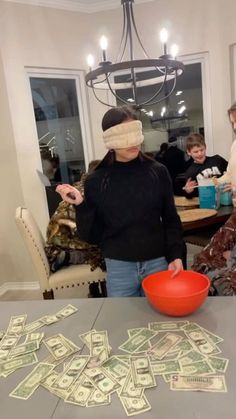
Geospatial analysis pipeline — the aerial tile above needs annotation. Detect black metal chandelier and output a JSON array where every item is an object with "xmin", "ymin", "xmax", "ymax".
[{"xmin": 85, "ymin": 0, "xmax": 184, "ymax": 108}]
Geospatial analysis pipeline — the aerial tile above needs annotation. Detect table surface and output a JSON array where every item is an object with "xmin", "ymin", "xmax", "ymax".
[
  {"xmin": 181, "ymin": 205, "xmax": 234, "ymax": 232},
  {"xmin": 1, "ymin": 297, "xmax": 236, "ymax": 419}
]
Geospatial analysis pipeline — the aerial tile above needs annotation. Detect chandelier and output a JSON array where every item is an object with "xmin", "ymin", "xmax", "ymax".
[{"xmin": 85, "ymin": 0, "xmax": 184, "ymax": 108}]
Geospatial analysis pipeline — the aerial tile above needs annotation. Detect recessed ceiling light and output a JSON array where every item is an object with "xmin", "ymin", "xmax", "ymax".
[
  {"xmin": 176, "ymin": 91, "xmax": 183, "ymax": 96},
  {"xmin": 178, "ymin": 105, "xmax": 186, "ymax": 114}
]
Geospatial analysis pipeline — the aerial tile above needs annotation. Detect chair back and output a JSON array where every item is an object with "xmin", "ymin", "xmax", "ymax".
[{"xmin": 15, "ymin": 207, "xmax": 50, "ymax": 282}]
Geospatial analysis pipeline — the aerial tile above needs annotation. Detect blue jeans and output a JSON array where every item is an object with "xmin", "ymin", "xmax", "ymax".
[{"xmin": 105, "ymin": 257, "xmax": 168, "ymax": 297}]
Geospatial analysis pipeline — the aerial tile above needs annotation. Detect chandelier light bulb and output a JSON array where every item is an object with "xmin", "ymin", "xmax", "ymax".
[
  {"xmin": 100, "ymin": 35, "xmax": 108, "ymax": 50},
  {"xmin": 170, "ymin": 43, "xmax": 179, "ymax": 58},
  {"xmin": 160, "ymin": 28, "xmax": 169, "ymax": 55},
  {"xmin": 87, "ymin": 54, "xmax": 95, "ymax": 69},
  {"xmin": 160, "ymin": 28, "xmax": 169, "ymax": 44},
  {"xmin": 100, "ymin": 35, "xmax": 108, "ymax": 61}
]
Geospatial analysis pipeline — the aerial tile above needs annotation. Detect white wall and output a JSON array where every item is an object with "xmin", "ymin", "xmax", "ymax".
[{"xmin": 0, "ymin": 0, "xmax": 236, "ymax": 285}]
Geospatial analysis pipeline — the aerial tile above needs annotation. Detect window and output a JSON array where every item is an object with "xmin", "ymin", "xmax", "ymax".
[
  {"xmin": 28, "ymin": 69, "xmax": 92, "ymax": 215},
  {"xmin": 113, "ymin": 54, "xmax": 212, "ymax": 155}
]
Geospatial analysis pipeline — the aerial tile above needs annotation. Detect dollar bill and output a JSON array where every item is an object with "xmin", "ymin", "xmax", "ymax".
[
  {"xmin": 79, "ymin": 329, "xmax": 96, "ymax": 349},
  {"xmin": 170, "ymin": 374, "xmax": 227, "ymax": 392},
  {"xmin": 127, "ymin": 329, "xmax": 151, "ymax": 352},
  {"xmin": 55, "ymin": 304, "xmax": 78, "ymax": 319},
  {"xmin": 60, "ymin": 334, "xmax": 81, "ymax": 353},
  {"xmin": 40, "ymin": 371, "xmax": 68, "ymax": 399},
  {"xmin": 208, "ymin": 356, "xmax": 229, "ymax": 373},
  {"xmin": 168, "ymin": 339, "xmax": 194, "ymax": 354},
  {"xmin": 84, "ymin": 367, "xmax": 121, "ymax": 395},
  {"xmin": 115, "ymin": 355, "xmax": 131, "ymax": 366},
  {"xmin": 179, "ymin": 349, "xmax": 206, "ymax": 366},
  {"xmin": 52, "ymin": 355, "xmax": 89, "ymax": 391},
  {"xmin": 103, "ymin": 356, "xmax": 129, "ymax": 379},
  {"xmin": 182, "ymin": 323, "xmax": 224, "ymax": 345},
  {"xmin": 119, "ymin": 328, "xmax": 157, "ymax": 353},
  {"xmin": 119, "ymin": 394, "xmax": 151, "ymax": 416},
  {"xmin": 6, "ymin": 314, "xmax": 27, "ymax": 335},
  {"xmin": 149, "ymin": 321, "xmax": 189, "ymax": 332},
  {"xmin": 87, "ymin": 348, "xmax": 109, "ymax": 369},
  {"xmin": 65, "ymin": 374, "xmax": 94, "ymax": 406},
  {"xmin": 150, "ymin": 359, "xmax": 182, "ymax": 375},
  {"xmin": 9, "ymin": 340, "xmax": 40, "ymax": 359},
  {"xmin": 0, "ymin": 335, "xmax": 20, "ymax": 360},
  {"xmin": 0, "ymin": 331, "xmax": 5, "ymax": 341},
  {"xmin": 21, "ymin": 319, "xmax": 45, "ymax": 335},
  {"xmin": 163, "ymin": 373, "xmax": 173, "ymax": 383},
  {"xmin": 0, "ymin": 352, "xmax": 38, "ymax": 375},
  {"xmin": 43, "ymin": 334, "xmax": 77, "ymax": 360},
  {"xmin": 201, "ymin": 328, "xmax": 224, "ymax": 345},
  {"xmin": 184, "ymin": 329, "xmax": 217, "ymax": 355},
  {"xmin": 24, "ymin": 332, "xmax": 45, "ymax": 344},
  {"xmin": 130, "ymin": 356, "xmax": 156, "ymax": 389},
  {"xmin": 148, "ymin": 333, "xmax": 182, "ymax": 360},
  {"xmin": 0, "ymin": 335, "xmax": 20, "ymax": 350},
  {"xmin": 119, "ymin": 371, "xmax": 144, "ymax": 398},
  {"xmin": 10, "ymin": 363, "xmax": 55, "ymax": 400},
  {"xmin": 87, "ymin": 388, "xmax": 111, "ymax": 407},
  {"xmin": 90, "ymin": 330, "xmax": 109, "ymax": 357},
  {"xmin": 41, "ymin": 315, "xmax": 60, "ymax": 326},
  {"xmin": 181, "ymin": 360, "xmax": 215, "ymax": 375}
]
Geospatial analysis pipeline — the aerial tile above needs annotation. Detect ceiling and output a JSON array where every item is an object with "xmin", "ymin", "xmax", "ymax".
[{"xmin": 4, "ymin": 0, "xmax": 154, "ymax": 13}]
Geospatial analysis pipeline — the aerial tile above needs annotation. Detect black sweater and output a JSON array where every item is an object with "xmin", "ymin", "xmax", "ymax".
[
  {"xmin": 185, "ymin": 155, "xmax": 228, "ymax": 198},
  {"xmin": 75, "ymin": 157, "xmax": 183, "ymax": 263}
]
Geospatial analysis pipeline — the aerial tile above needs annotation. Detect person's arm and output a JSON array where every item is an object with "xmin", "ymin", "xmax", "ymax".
[
  {"xmin": 75, "ymin": 176, "xmax": 104, "ymax": 245},
  {"xmin": 159, "ymin": 166, "xmax": 184, "ymax": 273}
]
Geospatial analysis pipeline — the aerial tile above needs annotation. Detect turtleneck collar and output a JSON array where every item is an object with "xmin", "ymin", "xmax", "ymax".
[{"xmin": 113, "ymin": 156, "xmax": 141, "ymax": 168}]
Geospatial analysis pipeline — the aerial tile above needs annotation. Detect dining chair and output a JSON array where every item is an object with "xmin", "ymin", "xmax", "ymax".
[{"xmin": 15, "ymin": 206, "xmax": 106, "ymax": 299}]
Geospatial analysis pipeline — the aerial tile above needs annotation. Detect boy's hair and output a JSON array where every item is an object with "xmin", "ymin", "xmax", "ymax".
[
  {"xmin": 228, "ymin": 102, "xmax": 236, "ymax": 116},
  {"xmin": 186, "ymin": 133, "xmax": 206, "ymax": 152}
]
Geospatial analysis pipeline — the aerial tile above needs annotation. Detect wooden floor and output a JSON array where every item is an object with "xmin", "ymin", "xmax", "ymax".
[{"xmin": 0, "ymin": 244, "xmax": 202, "ymax": 302}]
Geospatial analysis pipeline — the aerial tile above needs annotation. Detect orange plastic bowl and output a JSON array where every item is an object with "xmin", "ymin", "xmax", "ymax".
[{"xmin": 142, "ymin": 270, "xmax": 210, "ymax": 317}]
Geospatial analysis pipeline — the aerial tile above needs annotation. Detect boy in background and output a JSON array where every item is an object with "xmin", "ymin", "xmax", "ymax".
[{"xmin": 184, "ymin": 133, "xmax": 227, "ymax": 197}]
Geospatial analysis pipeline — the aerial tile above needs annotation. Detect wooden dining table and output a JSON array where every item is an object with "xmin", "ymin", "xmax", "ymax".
[
  {"xmin": 175, "ymin": 204, "xmax": 235, "ymax": 247},
  {"xmin": 181, "ymin": 205, "xmax": 234, "ymax": 232}
]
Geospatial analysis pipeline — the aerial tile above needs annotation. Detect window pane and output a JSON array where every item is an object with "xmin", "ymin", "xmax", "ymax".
[
  {"xmin": 30, "ymin": 76, "xmax": 86, "ymax": 215},
  {"xmin": 30, "ymin": 77, "xmax": 86, "ymax": 184}
]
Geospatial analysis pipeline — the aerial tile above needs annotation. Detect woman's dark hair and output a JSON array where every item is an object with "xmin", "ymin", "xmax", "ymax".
[{"xmin": 101, "ymin": 106, "xmax": 138, "ymax": 132}]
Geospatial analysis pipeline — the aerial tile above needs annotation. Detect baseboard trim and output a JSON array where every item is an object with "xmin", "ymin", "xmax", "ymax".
[{"xmin": 0, "ymin": 282, "xmax": 40, "ymax": 297}]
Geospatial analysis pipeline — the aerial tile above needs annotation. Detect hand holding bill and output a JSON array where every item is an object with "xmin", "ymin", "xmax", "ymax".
[{"xmin": 56, "ymin": 184, "xmax": 83, "ymax": 205}]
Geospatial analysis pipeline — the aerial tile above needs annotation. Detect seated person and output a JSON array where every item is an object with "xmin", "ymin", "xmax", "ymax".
[
  {"xmin": 45, "ymin": 160, "xmax": 106, "ymax": 297},
  {"xmin": 184, "ymin": 133, "xmax": 228, "ymax": 197},
  {"xmin": 192, "ymin": 211, "xmax": 236, "ymax": 296}
]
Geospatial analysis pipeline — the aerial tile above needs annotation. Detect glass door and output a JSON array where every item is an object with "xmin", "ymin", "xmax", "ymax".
[{"xmin": 29, "ymin": 72, "xmax": 91, "ymax": 215}]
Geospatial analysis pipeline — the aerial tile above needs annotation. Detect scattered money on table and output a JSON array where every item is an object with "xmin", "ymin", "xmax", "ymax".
[{"xmin": 0, "ymin": 311, "xmax": 229, "ymax": 416}]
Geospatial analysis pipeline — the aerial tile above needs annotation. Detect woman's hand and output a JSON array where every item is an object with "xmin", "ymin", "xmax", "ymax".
[
  {"xmin": 168, "ymin": 258, "xmax": 183, "ymax": 277},
  {"xmin": 56, "ymin": 184, "xmax": 83, "ymax": 206},
  {"xmin": 184, "ymin": 178, "xmax": 197, "ymax": 194}
]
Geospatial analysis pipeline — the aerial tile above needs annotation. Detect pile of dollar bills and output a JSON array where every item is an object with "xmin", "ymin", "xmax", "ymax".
[{"xmin": 0, "ymin": 310, "xmax": 228, "ymax": 416}]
